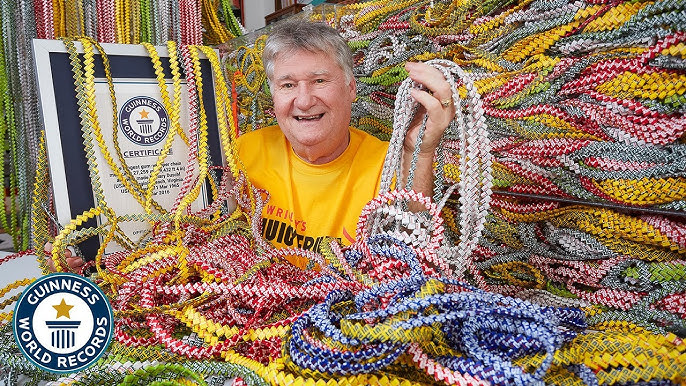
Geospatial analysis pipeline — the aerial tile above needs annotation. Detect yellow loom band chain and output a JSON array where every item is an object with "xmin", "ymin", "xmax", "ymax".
[
  {"xmin": 593, "ymin": 177, "xmax": 686, "ymax": 206},
  {"xmin": 597, "ymin": 71, "xmax": 686, "ymax": 100},
  {"xmin": 484, "ymin": 260, "xmax": 547, "ymax": 289},
  {"xmin": 318, "ymin": 239, "xmax": 374, "ymax": 287},
  {"xmin": 583, "ymin": 0, "xmax": 647, "ymax": 33},
  {"xmin": 498, "ymin": 205, "xmax": 686, "ymax": 254},
  {"xmin": 31, "ymin": 132, "xmax": 54, "ymax": 274},
  {"xmin": 50, "ymin": 207, "xmax": 103, "ymax": 272},
  {"xmin": 119, "ymin": 244, "xmax": 188, "ymax": 276},
  {"xmin": 354, "ymin": 0, "xmax": 417, "ymax": 33},
  {"xmin": 81, "ymin": 38, "xmax": 166, "ymax": 217},
  {"xmin": 64, "ymin": 0, "xmax": 84, "ymax": 37},
  {"xmin": 502, "ymin": 6, "xmax": 601, "ymax": 63},
  {"xmin": 62, "ymin": 37, "xmax": 120, "ymax": 231},
  {"xmin": 423, "ymin": 0, "xmax": 459, "ymax": 28},
  {"xmin": 166, "ymin": 41, "xmax": 190, "ymax": 146},
  {"xmin": 116, "ymin": 243, "xmax": 168, "ymax": 274},
  {"xmin": 87, "ymin": 38, "xmax": 166, "ymax": 214},
  {"xmin": 512, "ymin": 330, "xmax": 686, "ymax": 375},
  {"xmin": 175, "ymin": 306, "xmax": 241, "ymax": 344},
  {"xmin": 142, "ymin": 42, "xmax": 185, "ymax": 214},
  {"xmin": 200, "ymin": 0, "xmax": 233, "ymax": 44},
  {"xmin": 409, "ymin": 0, "xmax": 476, "ymax": 37},
  {"xmin": 197, "ymin": 45, "xmax": 243, "ymax": 180},
  {"xmin": 52, "ymin": 0, "xmax": 66, "ymax": 37}
]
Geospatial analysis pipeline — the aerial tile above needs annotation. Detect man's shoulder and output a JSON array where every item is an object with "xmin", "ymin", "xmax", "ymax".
[
  {"xmin": 238, "ymin": 125, "xmax": 283, "ymax": 144},
  {"xmin": 350, "ymin": 127, "xmax": 389, "ymax": 151}
]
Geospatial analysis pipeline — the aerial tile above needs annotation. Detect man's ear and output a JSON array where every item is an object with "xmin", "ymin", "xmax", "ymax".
[{"xmin": 348, "ymin": 77, "xmax": 357, "ymax": 99}]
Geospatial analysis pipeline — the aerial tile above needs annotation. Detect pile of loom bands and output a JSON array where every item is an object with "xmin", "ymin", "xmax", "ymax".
[
  {"xmin": 0, "ymin": 0, "xmax": 684, "ymax": 384},
  {"xmin": 287, "ymin": 233, "xmax": 587, "ymax": 385}
]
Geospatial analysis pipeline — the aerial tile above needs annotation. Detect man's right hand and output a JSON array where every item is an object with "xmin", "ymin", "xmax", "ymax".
[{"xmin": 44, "ymin": 242, "xmax": 85, "ymax": 272}]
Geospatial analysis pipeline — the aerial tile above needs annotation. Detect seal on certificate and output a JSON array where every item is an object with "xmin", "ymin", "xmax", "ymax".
[
  {"xmin": 13, "ymin": 273, "xmax": 113, "ymax": 373},
  {"xmin": 119, "ymin": 96, "xmax": 170, "ymax": 146}
]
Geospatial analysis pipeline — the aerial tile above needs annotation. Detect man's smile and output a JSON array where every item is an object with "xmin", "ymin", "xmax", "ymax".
[{"xmin": 294, "ymin": 113, "xmax": 324, "ymax": 121}]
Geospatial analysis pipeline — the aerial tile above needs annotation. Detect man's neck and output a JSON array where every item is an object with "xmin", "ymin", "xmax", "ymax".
[{"xmin": 292, "ymin": 131, "xmax": 351, "ymax": 165}]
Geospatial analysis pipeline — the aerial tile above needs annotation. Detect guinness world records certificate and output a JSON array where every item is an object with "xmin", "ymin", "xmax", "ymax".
[{"xmin": 33, "ymin": 40, "xmax": 224, "ymax": 258}]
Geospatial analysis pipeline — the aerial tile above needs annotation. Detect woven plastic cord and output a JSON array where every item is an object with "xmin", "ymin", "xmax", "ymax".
[{"xmin": 370, "ymin": 58, "xmax": 493, "ymax": 278}]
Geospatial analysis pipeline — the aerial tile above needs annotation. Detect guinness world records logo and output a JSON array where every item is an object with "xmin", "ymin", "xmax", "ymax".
[
  {"xmin": 119, "ymin": 96, "xmax": 170, "ymax": 146},
  {"xmin": 13, "ymin": 273, "xmax": 113, "ymax": 373}
]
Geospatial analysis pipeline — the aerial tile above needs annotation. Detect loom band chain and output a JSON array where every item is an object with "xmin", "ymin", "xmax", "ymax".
[
  {"xmin": 592, "ymin": 177, "xmax": 686, "ymax": 207},
  {"xmin": 629, "ymin": 281, "xmax": 686, "ymax": 333},
  {"xmin": 62, "ymin": 37, "xmax": 112, "ymax": 211},
  {"xmin": 80, "ymin": 37, "xmax": 168, "ymax": 213},
  {"xmin": 624, "ymin": 260, "xmax": 686, "ymax": 283},
  {"xmin": 288, "ymin": 313, "xmax": 408, "ymax": 376},
  {"xmin": 118, "ymin": 362, "xmax": 207, "ymax": 386},
  {"xmin": 168, "ymin": 44, "xmax": 206, "ymax": 220},
  {"xmin": 0, "ymin": 278, "xmax": 32, "ymax": 316},
  {"xmin": 498, "ymin": 205, "xmax": 681, "ymax": 255},
  {"xmin": 568, "ymin": 143, "xmax": 686, "ymax": 180},
  {"xmin": 405, "ymin": 344, "xmax": 490, "ymax": 386},
  {"xmin": 482, "ymin": 260, "xmax": 547, "ymax": 289},
  {"xmin": 358, "ymin": 64, "xmax": 409, "ymax": 86},
  {"xmin": 319, "ymin": 238, "xmax": 372, "ymax": 286},
  {"xmin": 141, "ymin": 41, "xmax": 188, "ymax": 214},
  {"xmin": 529, "ymin": 254, "xmax": 625, "ymax": 288},
  {"xmin": 49, "ymin": 206, "xmax": 106, "ymax": 272},
  {"xmin": 639, "ymin": 31, "xmax": 686, "ymax": 67},
  {"xmin": 197, "ymin": 49, "xmax": 246, "ymax": 186},
  {"xmin": 600, "ymin": 259, "xmax": 660, "ymax": 292},
  {"xmin": 441, "ymin": 342, "xmax": 545, "ymax": 385},
  {"xmin": 356, "ymin": 190, "xmax": 449, "ymax": 277}
]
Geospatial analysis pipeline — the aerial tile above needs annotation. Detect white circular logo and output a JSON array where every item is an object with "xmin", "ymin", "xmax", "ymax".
[
  {"xmin": 13, "ymin": 273, "xmax": 113, "ymax": 373},
  {"xmin": 119, "ymin": 96, "xmax": 170, "ymax": 146}
]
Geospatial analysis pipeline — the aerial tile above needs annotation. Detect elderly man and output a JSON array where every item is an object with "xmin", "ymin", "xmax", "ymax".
[{"xmin": 236, "ymin": 19, "xmax": 455, "ymax": 267}]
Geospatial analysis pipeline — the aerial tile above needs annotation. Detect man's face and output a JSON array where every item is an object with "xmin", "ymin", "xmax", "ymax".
[{"xmin": 269, "ymin": 49, "xmax": 356, "ymax": 164}]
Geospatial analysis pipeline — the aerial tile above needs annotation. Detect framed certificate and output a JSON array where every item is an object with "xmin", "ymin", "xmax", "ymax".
[{"xmin": 33, "ymin": 39, "xmax": 224, "ymax": 258}]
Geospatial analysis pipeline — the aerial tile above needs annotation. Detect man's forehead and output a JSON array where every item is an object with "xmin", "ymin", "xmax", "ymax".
[{"xmin": 275, "ymin": 69, "xmax": 331, "ymax": 79}]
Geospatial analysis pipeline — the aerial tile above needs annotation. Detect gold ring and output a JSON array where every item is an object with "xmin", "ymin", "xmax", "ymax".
[{"xmin": 441, "ymin": 98, "xmax": 451, "ymax": 107}]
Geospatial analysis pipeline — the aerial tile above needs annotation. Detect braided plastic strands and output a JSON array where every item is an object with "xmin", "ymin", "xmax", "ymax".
[
  {"xmin": 287, "ymin": 234, "xmax": 586, "ymax": 385},
  {"xmin": 214, "ymin": 0, "xmax": 686, "ymax": 384},
  {"xmin": 374, "ymin": 58, "xmax": 492, "ymax": 278},
  {"xmin": 0, "ymin": 0, "xmax": 37, "ymax": 251},
  {"xmin": 0, "ymin": 0, "xmax": 246, "ymax": 257},
  {"xmin": 221, "ymin": 34, "xmax": 276, "ymax": 134}
]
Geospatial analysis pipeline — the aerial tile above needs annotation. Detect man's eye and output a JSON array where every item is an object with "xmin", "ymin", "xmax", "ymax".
[
  {"xmin": 315, "ymin": 79, "xmax": 325, "ymax": 84},
  {"xmin": 281, "ymin": 83, "xmax": 294, "ymax": 89}
]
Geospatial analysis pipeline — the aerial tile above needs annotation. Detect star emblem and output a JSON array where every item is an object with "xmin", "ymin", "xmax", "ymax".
[
  {"xmin": 139, "ymin": 109, "xmax": 150, "ymax": 119},
  {"xmin": 53, "ymin": 298, "xmax": 74, "ymax": 319}
]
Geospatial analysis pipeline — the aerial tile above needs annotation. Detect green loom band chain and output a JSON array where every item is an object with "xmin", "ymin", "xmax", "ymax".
[
  {"xmin": 118, "ymin": 363, "xmax": 208, "ymax": 386},
  {"xmin": 0, "ymin": 0, "xmax": 17, "ymax": 248},
  {"xmin": 17, "ymin": 0, "xmax": 40, "ymax": 250},
  {"xmin": 624, "ymin": 261, "xmax": 686, "ymax": 283},
  {"xmin": 220, "ymin": 0, "xmax": 244, "ymax": 37},
  {"xmin": 0, "ymin": 4, "xmax": 12, "ymax": 237},
  {"xmin": 139, "ymin": 0, "xmax": 151, "ymax": 43},
  {"xmin": 358, "ymin": 65, "xmax": 409, "ymax": 86},
  {"xmin": 0, "ymin": 324, "xmax": 59, "ymax": 381}
]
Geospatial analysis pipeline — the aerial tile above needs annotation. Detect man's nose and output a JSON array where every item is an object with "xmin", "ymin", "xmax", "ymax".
[{"xmin": 294, "ymin": 83, "xmax": 315, "ymax": 110}]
